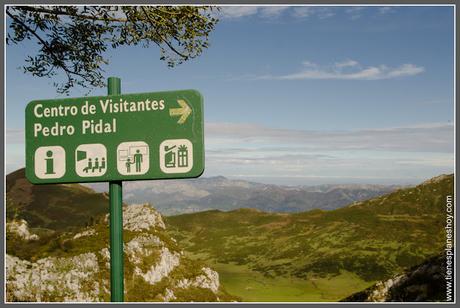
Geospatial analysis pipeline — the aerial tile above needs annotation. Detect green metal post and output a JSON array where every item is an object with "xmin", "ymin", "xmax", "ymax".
[{"xmin": 107, "ymin": 77, "xmax": 124, "ymax": 302}]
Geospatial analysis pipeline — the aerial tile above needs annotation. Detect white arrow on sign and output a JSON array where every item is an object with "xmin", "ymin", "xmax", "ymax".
[{"xmin": 169, "ymin": 99, "xmax": 192, "ymax": 124}]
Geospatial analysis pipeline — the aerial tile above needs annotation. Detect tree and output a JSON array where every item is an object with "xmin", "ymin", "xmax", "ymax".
[{"xmin": 6, "ymin": 6, "xmax": 219, "ymax": 94}]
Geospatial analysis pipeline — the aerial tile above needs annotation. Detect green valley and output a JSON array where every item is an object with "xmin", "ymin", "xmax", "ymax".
[{"xmin": 166, "ymin": 174, "xmax": 454, "ymax": 302}]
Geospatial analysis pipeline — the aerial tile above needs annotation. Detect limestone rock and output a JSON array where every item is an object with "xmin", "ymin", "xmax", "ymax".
[
  {"xmin": 7, "ymin": 219, "xmax": 39, "ymax": 241},
  {"xmin": 6, "ymin": 203, "xmax": 231, "ymax": 302},
  {"xmin": 6, "ymin": 253, "xmax": 101, "ymax": 302},
  {"xmin": 176, "ymin": 267, "xmax": 220, "ymax": 293},
  {"xmin": 123, "ymin": 203, "xmax": 166, "ymax": 231}
]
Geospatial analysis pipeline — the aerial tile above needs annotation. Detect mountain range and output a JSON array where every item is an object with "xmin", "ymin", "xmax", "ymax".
[
  {"xmin": 5, "ymin": 168, "xmax": 453, "ymax": 302},
  {"xmin": 166, "ymin": 174, "xmax": 453, "ymax": 301},
  {"xmin": 88, "ymin": 176, "xmax": 399, "ymax": 215}
]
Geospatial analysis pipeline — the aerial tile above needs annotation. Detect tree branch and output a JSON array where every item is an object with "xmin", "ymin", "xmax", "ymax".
[
  {"xmin": 6, "ymin": 9, "xmax": 88, "ymax": 81},
  {"xmin": 6, "ymin": 6, "xmax": 218, "ymax": 93},
  {"xmin": 15, "ymin": 6, "xmax": 128, "ymax": 23},
  {"xmin": 140, "ymin": 6, "xmax": 188, "ymax": 59},
  {"xmin": 6, "ymin": 10, "xmax": 60, "ymax": 64}
]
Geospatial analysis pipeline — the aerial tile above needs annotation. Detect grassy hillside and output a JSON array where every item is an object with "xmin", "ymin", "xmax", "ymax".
[
  {"xmin": 7, "ymin": 168, "xmax": 109, "ymax": 232},
  {"xmin": 6, "ymin": 169, "xmax": 237, "ymax": 302},
  {"xmin": 166, "ymin": 174, "xmax": 454, "ymax": 301},
  {"xmin": 7, "ymin": 205, "xmax": 237, "ymax": 302}
]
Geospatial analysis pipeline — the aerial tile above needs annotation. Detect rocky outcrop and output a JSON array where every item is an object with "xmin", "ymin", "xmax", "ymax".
[
  {"xmin": 342, "ymin": 254, "xmax": 449, "ymax": 302},
  {"xmin": 73, "ymin": 228, "xmax": 96, "ymax": 240},
  {"xmin": 177, "ymin": 267, "xmax": 220, "ymax": 293},
  {"xmin": 7, "ymin": 219, "xmax": 39, "ymax": 241},
  {"xmin": 124, "ymin": 234, "xmax": 163, "ymax": 265},
  {"xmin": 135, "ymin": 247, "xmax": 181, "ymax": 285},
  {"xmin": 121, "ymin": 203, "xmax": 165, "ymax": 231},
  {"xmin": 6, "ymin": 253, "xmax": 101, "ymax": 302},
  {"xmin": 6, "ymin": 204, "xmax": 234, "ymax": 302}
]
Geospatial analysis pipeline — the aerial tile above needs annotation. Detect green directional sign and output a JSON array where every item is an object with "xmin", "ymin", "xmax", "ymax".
[{"xmin": 25, "ymin": 89, "xmax": 204, "ymax": 184}]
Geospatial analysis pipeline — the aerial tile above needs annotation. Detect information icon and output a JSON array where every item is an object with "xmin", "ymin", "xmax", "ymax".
[
  {"xmin": 117, "ymin": 141, "xmax": 150, "ymax": 175},
  {"xmin": 159, "ymin": 139, "xmax": 193, "ymax": 174},
  {"xmin": 75, "ymin": 144, "xmax": 107, "ymax": 177},
  {"xmin": 34, "ymin": 146, "xmax": 66, "ymax": 179}
]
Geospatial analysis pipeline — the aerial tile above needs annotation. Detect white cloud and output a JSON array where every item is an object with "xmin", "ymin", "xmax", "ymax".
[
  {"xmin": 204, "ymin": 122, "xmax": 454, "ymax": 184},
  {"xmin": 5, "ymin": 142, "xmax": 25, "ymax": 174},
  {"xmin": 217, "ymin": 6, "xmax": 259, "ymax": 19},
  {"xmin": 205, "ymin": 122, "xmax": 453, "ymax": 153},
  {"xmin": 5, "ymin": 122, "xmax": 453, "ymax": 184},
  {"xmin": 217, "ymin": 6, "xmax": 337, "ymax": 20},
  {"xmin": 316, "ymin": 8, "xmax": 336, "ymax": 19},
  {"xmin": 301, "ymin": 60, "xmax": 317, "ymax": 67},
  {"xmin": 6, "ymin": 128, "xmax": 24, "ymax": 144},
  {"xmin": 259, "ymin": 7, "xmax": 290, "ymax": 18},
  {"xmin": 346, "ymin": 7, "xmax": 365, "ymax": 20},
  {"xmin": 385, "ymin": 64, "xmax": 425, "ymax": 78},
  {"xmin": 216, "ymin": 6, "xmax": 289, "ymax": 20},
  {"xmin": 215, "ymin": 6, "xmax": 397, "ymax": 22},
  {"xmin": 254, "ymin": 60, "xmax": 424, "ymax": 81},
  {"xmin": 292, "ymin": 7, "xmax": 335, "ymax": 19},
  {"xmin": 378, "ymin": 7, "xmax": 393, "ymax": 15},
  {"xmin": 335, "ymin": 59, "xmax": 359, "ymax": 68},
  {"xmin": 6, "ymin": 129, "xmax": 25, "ymax": 174},
  {"xmin": 291, "ymin": 7, "xmax": 314, "ymax": 18}
]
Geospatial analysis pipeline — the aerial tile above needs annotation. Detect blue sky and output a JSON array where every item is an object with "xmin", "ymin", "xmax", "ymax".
[{"xmin": 6, "ymin": 5, "xmax": 455, "ymax": 185}]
